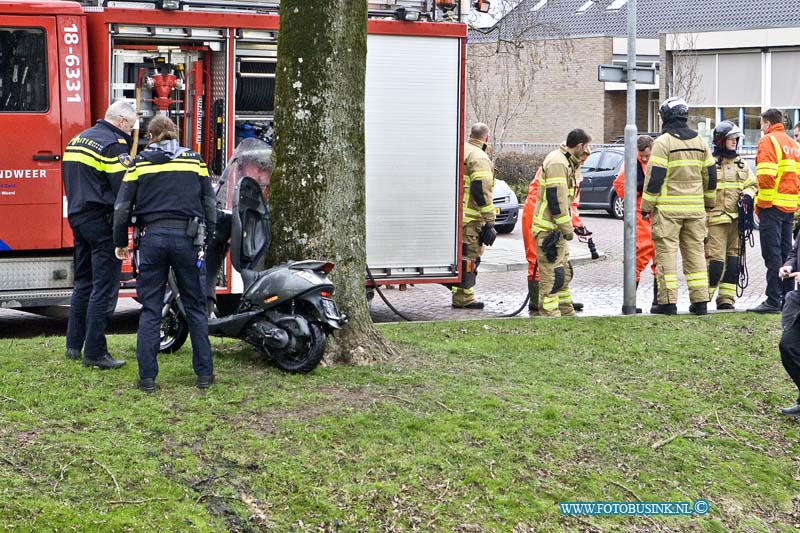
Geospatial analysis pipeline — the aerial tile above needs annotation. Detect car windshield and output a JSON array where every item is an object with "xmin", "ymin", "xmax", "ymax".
[
  {"xmin": 581, "ymin": 151, "xmax": 604, "ymax": 172},
  {"xmin": 599, "ymin": 152, "xmax": 624, "ymax": 172}
]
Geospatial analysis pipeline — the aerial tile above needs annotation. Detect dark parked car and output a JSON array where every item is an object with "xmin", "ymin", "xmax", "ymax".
[
  {"xmin": 578, "ymin": 147, "xmax": 625, "ymax": 219},
  {"xmin": 493, "ymin": 178, "xmax": 519, "ymax": 233}
]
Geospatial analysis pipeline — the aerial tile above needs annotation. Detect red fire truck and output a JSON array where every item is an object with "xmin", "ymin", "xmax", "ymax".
[{"xmin": 0, "ymin": 0, "xmax": 468, "ymax": 312}]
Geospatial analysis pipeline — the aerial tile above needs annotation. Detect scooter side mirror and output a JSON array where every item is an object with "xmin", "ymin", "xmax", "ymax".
[{"xmin": 230, "ymin": 176, "xmax": 271, "ymax": 273}]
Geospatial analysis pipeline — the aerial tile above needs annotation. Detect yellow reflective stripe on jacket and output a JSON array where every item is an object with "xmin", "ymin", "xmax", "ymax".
[
  {"xmin": 544, "ymin": 176, "xmax": 567, "ymax": 186},
  {"xmin": 131, "ymin": 160, "xmax": 207, "ymax": 177},
  {"xmin": 655, "ymin": 205, "xmax": 706, "ymax": 212},
  {"xmin": 666, "ymin": 158, "xmax": 706, "ymax": 168},
  {"xmin": 758, "ymin": 136, "xmax": 788, "ymax": 204},
  {"xmin": 773, "ymin": 193, "xmax": 798, "ymax": 208},
  {"xmin": 470, "ymin": 170, "xmax": 493, "ymax": 179},
  {"xmin": 650, "ymin": 155, "xmax": 669, "ymax": 167},
  {"xmin": 553, "ymin": 214, "xmax": 570, "ymax": 225},
  {"xmin": 642, "ymin": 192, "xmax": 658, "ymax": 203},
  {"xmin": 479, "ymin": 204, "xmax": 495, "ymax": 214},
  {"xmin": 655, "ymin": 195, "xmax": 704, "ymax": 204},
  {"xmin": 63, "ymin": 151, "xmax": 106, "ymax": 172}
]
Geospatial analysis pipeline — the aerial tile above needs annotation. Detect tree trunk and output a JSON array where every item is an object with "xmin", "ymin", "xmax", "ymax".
[{"xmin": 270, "ymin": 0, "xmax": 392, "ymax": 364}]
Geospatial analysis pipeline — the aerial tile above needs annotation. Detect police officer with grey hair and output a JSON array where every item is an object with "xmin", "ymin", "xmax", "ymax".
[{"xmin": 62, "ymin": 100, "xmax": 136, "ymax": 369}]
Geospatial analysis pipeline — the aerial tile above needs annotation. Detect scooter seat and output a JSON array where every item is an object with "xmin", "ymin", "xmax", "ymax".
[{"xmin": 241, "ymin": 265, "xmax": 282, "ymax": 292}]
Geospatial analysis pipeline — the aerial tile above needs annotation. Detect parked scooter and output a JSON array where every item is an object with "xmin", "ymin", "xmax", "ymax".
[{"xmin": 157, "ymin": 174, "xmax": 347, "ymax": 373}]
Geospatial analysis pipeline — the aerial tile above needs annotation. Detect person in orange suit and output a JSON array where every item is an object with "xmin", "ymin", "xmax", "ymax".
[
  {"xmin": 612, "ymin": 134, "xmax": 657, "ymax": 313},
  {"xmin": 522, "ymin": 148, "xmax": 591, "ymax": 315}
]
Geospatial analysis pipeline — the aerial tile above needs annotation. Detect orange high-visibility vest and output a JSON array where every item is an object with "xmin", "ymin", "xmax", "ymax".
[{"xmin": 756, "ymin": 124, "xmax": 800, "ymax": 213}]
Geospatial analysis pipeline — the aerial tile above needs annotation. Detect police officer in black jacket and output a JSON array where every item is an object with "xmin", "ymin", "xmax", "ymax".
[
  {"xmin": 778, "ymin": 238, "xmax": 800, "ymax": 417},
  {"xmin": 113, "ymin": 116, "xmax": 217, "ymax": 393},
  {"xmin": 63, "ymin": 101, "xmax": 136, "ymax": 369}
]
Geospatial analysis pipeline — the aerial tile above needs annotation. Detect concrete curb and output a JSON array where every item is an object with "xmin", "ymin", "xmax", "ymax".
[{"xmin": 481, "ymin": 252, "xmax": 606, "ymax": 272}]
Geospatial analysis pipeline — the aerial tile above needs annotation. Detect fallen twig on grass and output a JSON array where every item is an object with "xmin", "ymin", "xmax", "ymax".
[
  {"xmin": 715, "ymin": 409, "xmax": 766, "ymax": 453},
  {"xmin": 92, "ymin": 459, "xmax": 121, "ymax": 499},
  {"xmin": 107, "ymin": 497, "xmax": 170, "ymax": 505},
  {"xmin": 651, "ymin": 430, "xmax": 688, "ymax": 450},
  {"xmin": 610, "ymin": 480, "xmax": 643, "ymax": 502},
  {"xmin": 1, "ymin": 454, "xmax": 37, "ymax": 483},
  {"xmin": 385, "ymin": 394, "xmax": 414, "ymax": 406},
  {"xmin": 435, "ymin": 400, "xmax": 454, "ymax": 413},
  {"xmin": 52, "ymin": 458, "xmax": 78, "ymax": 493},
  {"xmin": 0, "ymin": 394, "xmax": 33, "ymax": 414}
]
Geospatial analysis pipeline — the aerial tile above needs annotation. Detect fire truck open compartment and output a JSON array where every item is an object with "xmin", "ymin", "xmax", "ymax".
[{"xmin": 106, "ymin": 24, "xmax": 230, "ymax": 168}]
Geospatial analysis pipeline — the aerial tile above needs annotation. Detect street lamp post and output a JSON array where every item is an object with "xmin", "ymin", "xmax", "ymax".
[{"xmin": 621, "ymin": 0, "xmax": 638, "ymax": 315}]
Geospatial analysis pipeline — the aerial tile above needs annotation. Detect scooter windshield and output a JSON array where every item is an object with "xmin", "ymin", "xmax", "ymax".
[{"xmin": 215, "ymin": 137, "xmax": 272, "ymax": 210}]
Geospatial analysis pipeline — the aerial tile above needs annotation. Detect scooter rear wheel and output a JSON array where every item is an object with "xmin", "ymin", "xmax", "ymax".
[
  {"xmin": 267, "ymin": 322, "xmax": 326, "ymax": 373},
  {"xmin": 160, "ymin": 306, "xmax": 189, "ymax": 354}
]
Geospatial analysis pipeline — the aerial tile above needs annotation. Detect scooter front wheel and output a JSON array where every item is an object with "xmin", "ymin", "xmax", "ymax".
[
  {"xmin": 266, "ymin": 322, "xmax": 326, "ymax": 374},
  {"xmin": 160, "ymin": 304, "xmax": 189, "ymax": 353}
]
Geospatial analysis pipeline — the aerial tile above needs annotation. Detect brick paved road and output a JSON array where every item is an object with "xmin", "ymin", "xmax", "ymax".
[{"xmin": 369, "ymin": 211, "xmax": 770, "ymax": 323}]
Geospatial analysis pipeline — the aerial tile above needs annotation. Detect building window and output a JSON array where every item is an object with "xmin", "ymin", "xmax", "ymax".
[
  {"xmin": 771, "ymin": 51, "xmax": 800, "ymax": 109},
  {"xmin": 780, "ymin": 109, "xmax": 799, "ymax": 131},
  {"xmin": 0, "ymin": 27, "xmax": 48, "ymax": 113},
  {"xmin": 743, "ymin": 107, "xmax": 761, "ymax": 147},
  {"xmin": 687, "ymin": 107, "xmax": 715, "ymax": 143},
  {"xmin": 718, "ymin": 53, "xmax": 761, "ymax": 107},
  {"xmin": 607, "ymin": 0, "xmax": 629, "ymax": 9},
  {"xmin": 576, "ymin": 1, "xmax": 594, "ymax": 13},
  {"xmin": 720, "ymin": 107, "xmax": 738, "ymax": 126}
]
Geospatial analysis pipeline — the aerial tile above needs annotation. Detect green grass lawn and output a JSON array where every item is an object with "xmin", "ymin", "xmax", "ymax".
[{"xmin": 1, "ymin": 314, "xmax": 798, "ymax": 531}]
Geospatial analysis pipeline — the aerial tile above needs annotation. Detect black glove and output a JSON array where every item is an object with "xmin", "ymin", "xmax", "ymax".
[
  {"xmin": 479, "ymin": 222, "xmax": 497, "ymax": 247},
  {"xmin": 574, "ymin": 225, "xmax": 592, "ymax": 237},
  {"xmin": 541, "ymin": 231, "xmax": 561, "ymax": 263}
]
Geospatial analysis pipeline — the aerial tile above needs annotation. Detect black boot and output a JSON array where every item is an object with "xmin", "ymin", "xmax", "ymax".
[
  {"xmin": 649, "ymin": 281, "xmax": 663, "ymax": 314},
  {"xmin": 659, "ymin": 303, "xmax": 678, "ymax": 315},
  {"xmin": 528, "ymin": 279, "xmax": 539, "ymax": 312},
  {"xmin": 689, "ymin": 302, "xmax": 708, "ymax": 315},
  {"xmin": 83, "ymin": 354, "xmax": 126, "ymax": 370}
]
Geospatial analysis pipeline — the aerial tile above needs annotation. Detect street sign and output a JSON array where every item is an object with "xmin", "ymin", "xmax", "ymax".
[{"xmin": 597, "ymin": 64, "xmax": 656, "ymax": 84}]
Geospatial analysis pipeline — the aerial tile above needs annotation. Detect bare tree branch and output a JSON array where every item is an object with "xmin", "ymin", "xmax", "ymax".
[
  {"xmin": 668, "ymin": 33, "xmax": 702, "ymax": 103},
  {"xmin": 466, "ymin": 11, "xmax": 573, "ymax": 153}
]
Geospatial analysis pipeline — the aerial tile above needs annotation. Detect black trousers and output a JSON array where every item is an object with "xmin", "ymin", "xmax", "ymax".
[
  {"xmin": 66, "ymin": 216, "xmax": 122, "ymax": 358},
  {"xmin": 780, "ymin": 317, "xmax": 800, "ymax": 404},
  {"xmin": 759, "ymin": 207, "xmax": 794, "ymax": 306},
  {"xmin": 136, "ymin": 226, "xmax": 213, "ymax": 380}
]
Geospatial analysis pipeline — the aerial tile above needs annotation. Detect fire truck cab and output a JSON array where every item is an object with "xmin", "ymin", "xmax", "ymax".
[{"xmin": 0, "ymin": 0, "xmax": 467, "ymax": 311}]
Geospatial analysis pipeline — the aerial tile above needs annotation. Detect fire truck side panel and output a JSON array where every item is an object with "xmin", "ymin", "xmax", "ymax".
[
  {"xmin": 57, "ymin": 14, "xmax": 91, "ymax": 248},
  {"xmin": 364, "ymin": 33, "xmax": 462, "ymax": 283},
  {"xmin": 0, "ymin": 15, "xmax": 64, "ymax": 251}
]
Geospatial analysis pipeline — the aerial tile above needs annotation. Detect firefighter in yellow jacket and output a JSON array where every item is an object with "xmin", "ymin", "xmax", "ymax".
[
  {"xmin": 706, "ymin": 121, "xmax": 757, "ymax": 310},
  {"xmin": 641, "ymin": 97, "xmax": 717, "ymax": 315},
  {"xmin": 453, "ymin": 122, "xmax": 496, "ymax": 309},
  {"xmin": 531, "ymin": 129, "xmax": 591, "ymax": 317}
]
